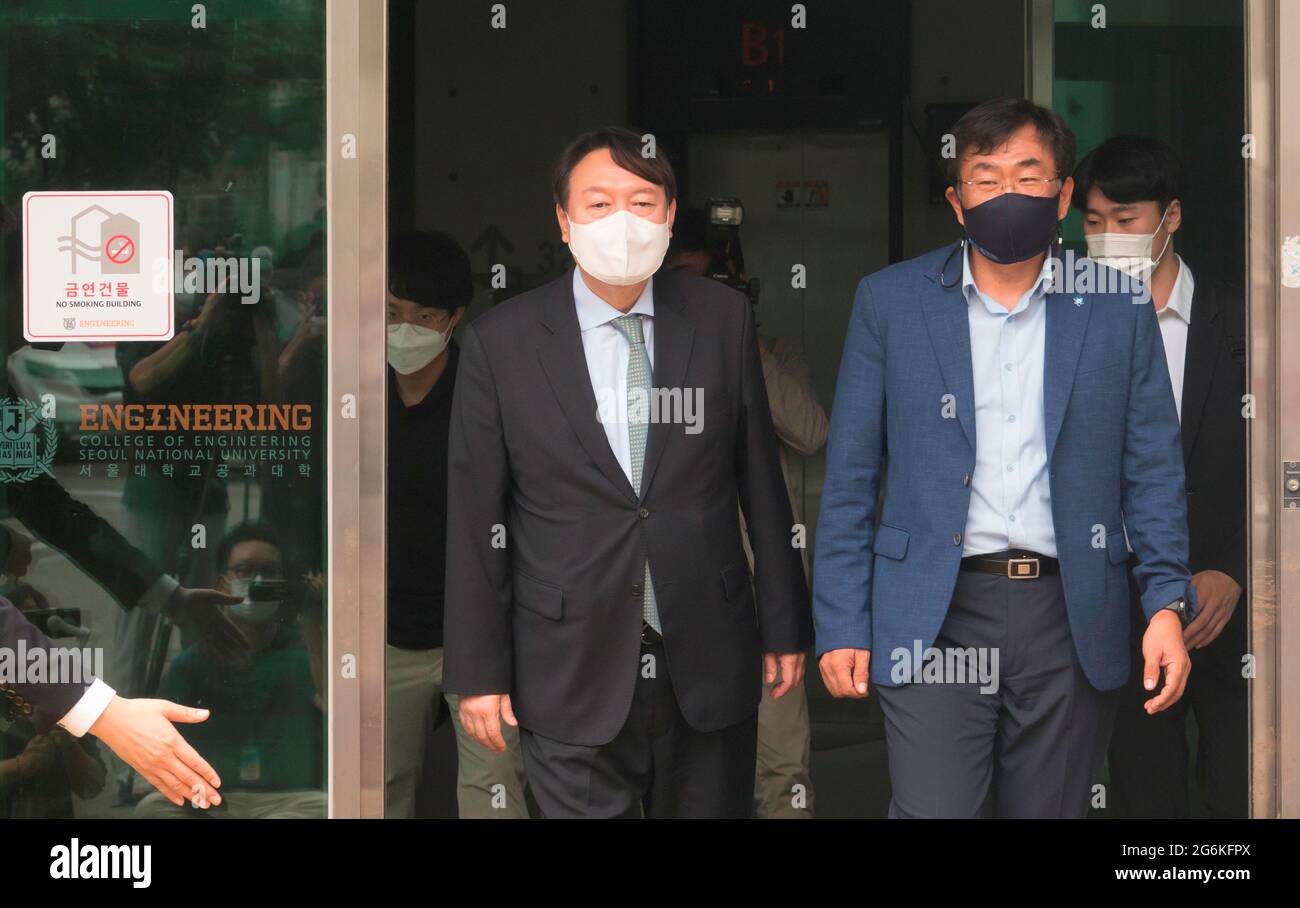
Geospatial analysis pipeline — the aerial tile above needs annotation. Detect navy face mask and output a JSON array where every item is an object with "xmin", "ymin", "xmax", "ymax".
[{"xmin": 960, "ymin": 190, "xmax": 1062, "ymax": 264}]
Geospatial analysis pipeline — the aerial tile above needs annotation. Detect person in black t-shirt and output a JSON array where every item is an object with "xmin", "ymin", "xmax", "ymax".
[{"xmin": 385, "ymin": 231, "xmax": 528, "ymax": 818}]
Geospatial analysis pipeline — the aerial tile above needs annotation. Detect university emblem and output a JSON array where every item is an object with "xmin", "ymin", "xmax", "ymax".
[{"xmin": 0, "ymin": 398, "xmax": 57, "ymax": 483}]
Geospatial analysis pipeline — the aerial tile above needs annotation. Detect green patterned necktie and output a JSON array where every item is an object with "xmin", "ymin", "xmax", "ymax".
[{"xmin": 611, "ymin": 314, "xmax": 662, "ymax": 633}]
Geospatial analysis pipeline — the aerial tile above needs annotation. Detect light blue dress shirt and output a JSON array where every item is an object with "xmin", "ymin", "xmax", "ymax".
[
  {"xmin": 572, "ymin": 268, "xmax": 655, "ymax": 484},
  {"xmin": 960, "ymin": 244, "xmax": 1058, "ymax": 558}
]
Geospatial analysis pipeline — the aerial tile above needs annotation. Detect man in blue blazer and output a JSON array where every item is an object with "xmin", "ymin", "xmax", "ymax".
[{"xmin": 813, "ymin": 98, "xmax": 1196, "ymax": 818}]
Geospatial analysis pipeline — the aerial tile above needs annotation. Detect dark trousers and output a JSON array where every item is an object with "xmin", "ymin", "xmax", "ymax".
[
  {"xmin": 519, "ymin": 640, "xmax": 758, "ymax": 818},
  {"xmin": 1107, "ymin": 569, "xmax": 1248, "ymax": 818},
  {"xmin": 875, "ymin": 569, "xmax": 1118, "ymax": 818}
]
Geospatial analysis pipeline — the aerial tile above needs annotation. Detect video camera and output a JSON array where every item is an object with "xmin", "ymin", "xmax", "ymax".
[{"xmin": 702, "ymin": 197, "xmax": 760, "ymax": 307}]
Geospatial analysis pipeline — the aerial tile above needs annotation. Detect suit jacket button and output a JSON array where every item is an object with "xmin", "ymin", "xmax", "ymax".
[
  {"xmin": 638, "ymin": 507, "xmax": 650, "ymax": 519},
  {"xmin": 632, "ymin": 583, "xmax": 643, "ymax": 598},
  {"xmin": 953, "ymin": 533, "xmax": 962, "ymax": 545},
  {"xmin": 962, "ymin": 472, "xmax": 970, "ymax": 486}
]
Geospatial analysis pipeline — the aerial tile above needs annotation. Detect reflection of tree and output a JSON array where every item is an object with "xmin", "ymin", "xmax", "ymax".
[{"xmin": 0, "ymin": 1, "xmax": 324, "ymax": 252}]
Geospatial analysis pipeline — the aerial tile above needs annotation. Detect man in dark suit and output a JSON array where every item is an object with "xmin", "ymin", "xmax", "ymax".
[
  {"xmin": 443, "ymin": 126, "xmax": 811, "ymax": 818},
  {"xmin": 1076, "ymin": 136, "xmax": 1248, "ymax": 817}
]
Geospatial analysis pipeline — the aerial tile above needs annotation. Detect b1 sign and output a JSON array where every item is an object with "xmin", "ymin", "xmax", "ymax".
[{"xmin": 23, "ymin": 190, "xmax": 174, "ymax": 342}]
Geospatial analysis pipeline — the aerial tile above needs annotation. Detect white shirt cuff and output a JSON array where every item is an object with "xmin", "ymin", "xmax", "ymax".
[
  {"xmin": 57, "ymin": 678, "xmax": 117, "ymax": 738},
  {"xmin": 137, "ymin": 573, "xmax": 180, "ymax": 615}
]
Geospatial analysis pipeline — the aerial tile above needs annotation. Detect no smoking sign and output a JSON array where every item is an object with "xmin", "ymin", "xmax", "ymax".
[
  {"xmin": 105, "ymin": 234, "xmax": 136, "ymax": 265},
  {"xmin": 23, "ymin": 190, "xmax": 174, "ymax": 342}
]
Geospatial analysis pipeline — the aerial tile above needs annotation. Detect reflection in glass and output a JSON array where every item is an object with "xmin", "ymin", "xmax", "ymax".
[{"xmin": 0, "ymin": 1, "xmax": 326, "ymax": 818}]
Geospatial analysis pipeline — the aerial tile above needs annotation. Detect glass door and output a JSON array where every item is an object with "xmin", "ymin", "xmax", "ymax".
[{"xmin": 0, "ymin": 0, "xmax": 328, "ymax": 819}]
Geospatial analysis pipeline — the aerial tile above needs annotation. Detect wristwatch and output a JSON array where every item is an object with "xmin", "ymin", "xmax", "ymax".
[{"xmin": 1161, "ymin": 598, "xmax": 1190, "ymax": 628}]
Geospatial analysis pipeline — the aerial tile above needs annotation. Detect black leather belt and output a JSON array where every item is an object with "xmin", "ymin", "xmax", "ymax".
[
  {"xmin": 641, "ymin": 622, "xmax": 664, "ymax": 645},
  {"xmin": 960, "ymin": 549, "xmax": 1059, "ymax": 579}
]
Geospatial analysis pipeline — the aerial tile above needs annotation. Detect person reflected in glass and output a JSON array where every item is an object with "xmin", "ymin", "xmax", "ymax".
[{"xmin": 133, "ymin": 522, "xmax": 324, "ymax": 819}]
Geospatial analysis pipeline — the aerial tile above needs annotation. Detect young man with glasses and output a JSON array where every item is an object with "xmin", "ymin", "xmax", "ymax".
[{"xmin": 813, "ymin": 98, "xmax": 1196, "ymax": 818}]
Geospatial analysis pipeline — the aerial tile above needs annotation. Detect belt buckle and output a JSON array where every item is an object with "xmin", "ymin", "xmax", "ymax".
[{"xmin": 1007, "ymin": 557, "xmax": 1040, "ymax": 579}]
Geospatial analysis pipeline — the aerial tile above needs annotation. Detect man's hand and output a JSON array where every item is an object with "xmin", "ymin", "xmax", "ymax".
[
  {"xmin": 1141, "ymin": 610, "xmax": 1191, "ymax": 714},
  {"xmin": 88, "ymin": 696, "xmax": 222, "ymax": 808},
  {"xmin": 166, "ymin": 586, "xmax": 250, "ymax": 665},
  {"xmin": 763, "ymin": 652, "xmax": 806, "ymax": 699},
  {"xmin": 819, "ymin": 648, "xmax": 871, "ymax": 698},
  {"xmin": 459, "ymin": 693, "xmax": 517, "ymax": 753},
  {"xmin": 1184, "ymin": 570, "xmax": 1243, "ymax": 650}
]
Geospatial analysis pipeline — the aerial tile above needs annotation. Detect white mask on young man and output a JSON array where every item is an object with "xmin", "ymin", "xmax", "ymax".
[
  {"xmin": 1086, "ymin": 204, "xmax": 1173, "ymax": 281},
  {"xmin": 566, "ymin": 209, "xmax": 670, "ymax": 286},
  {"xmin": 386, "ymin": 322, "xmax": 450, "ymax": 374}
]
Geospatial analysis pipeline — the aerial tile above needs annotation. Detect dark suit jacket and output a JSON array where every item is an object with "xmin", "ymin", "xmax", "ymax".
[
  {"xmin": 443, "ymin": 268, "xmax": 812, "ymax": 746},
  {"xmin": 1179, "ymin": 277, "xmax": 1247, "ymax": 588},
  {"xmin": 0, "ymin": 597, "xmax": 88, "ymax": 735}
]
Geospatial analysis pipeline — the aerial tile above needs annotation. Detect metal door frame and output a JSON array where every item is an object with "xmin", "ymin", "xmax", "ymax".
[
  {"xmin": 1245, "ymin": 0, "xmax": 1299, "ymax": 819},
  {"xmin": 326, "ymin": 0, "xmax": 388, "ymax": 818}
]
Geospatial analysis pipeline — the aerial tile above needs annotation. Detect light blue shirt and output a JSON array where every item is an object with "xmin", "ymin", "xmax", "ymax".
[
  {"xmin": 960, "ymin": 245, "xmax": 1057, "ymax": 558},
  {"xmin": 572, "ymin": 268, "xmax": 655, "ymax": 484}
]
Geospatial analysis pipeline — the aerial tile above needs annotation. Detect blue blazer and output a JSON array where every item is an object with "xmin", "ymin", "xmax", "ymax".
[{"xmin": 812, "ymin": 242, "xmax": 1196, "ymax": 691}]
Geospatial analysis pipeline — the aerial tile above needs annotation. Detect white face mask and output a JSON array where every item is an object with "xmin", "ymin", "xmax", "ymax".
[
  {"xmin": 566, "ymin": 209, "xmax": 671, "ymax": 286},
  {"xmin": 227, "ymin": 577, "xmax": 280, "ymax": 625},
  {"xmin": 386, "ymin": 321, "xmax": 450, "ymax": 374},
  {"xmin": 1086, "ymin": 204, "xmax": 1173, "ymax": 281}
]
